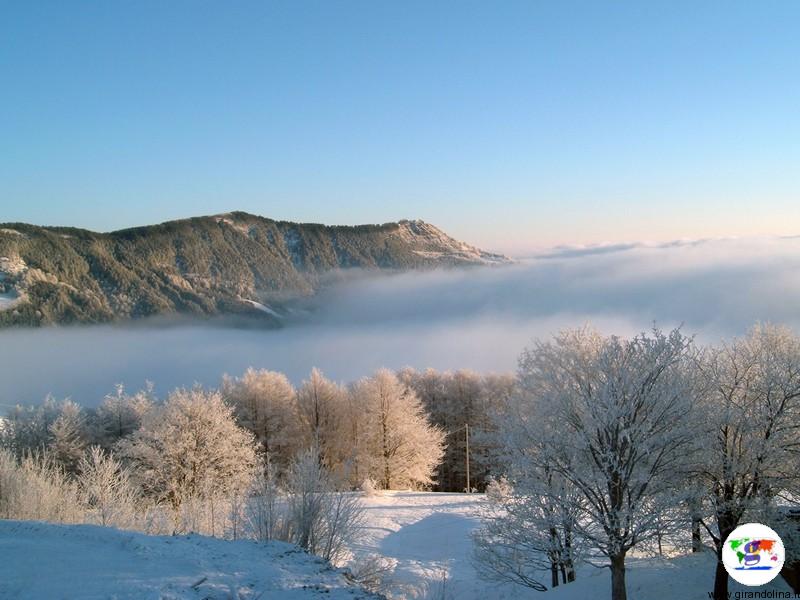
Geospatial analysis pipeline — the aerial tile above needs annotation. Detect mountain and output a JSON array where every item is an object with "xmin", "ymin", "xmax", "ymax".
[{"xmin": 0, "ymin": 212, "xmax": 508, "ymax": 327}]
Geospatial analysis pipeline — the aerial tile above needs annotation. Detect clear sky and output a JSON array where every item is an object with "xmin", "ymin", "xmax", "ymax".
[{"xmin": 1, "ymin": 1, "xmax": 799, "ymax": 254}]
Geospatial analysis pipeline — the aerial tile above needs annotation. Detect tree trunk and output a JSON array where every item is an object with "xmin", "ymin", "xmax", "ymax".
[
  {"xmin": 713, "ymin": 551, "xmax": 728, "ymax": 600},
  {"xmin": 713, "ymin": 514, "xmax": 736, "ymax": 600},
  {"xmin": 564, "ymin": 558, "xmax": 576, "ymax": 583},
  {"xmin": 692, "ymin": 516, "xmax": 702, "ymax": 553},
  {"xmin": 564, "ymin": 524, "xmax": 576, "ymax": 582},
  {"xmin": 610, "ymin": 553, "xmax": 627, "ymax": 600},
  {"xmin": 690, "ymin": 499, "xmax": 702, "ymax": 553},
  {"xmin": 551, "ymin": 560, "xmax": 559, "ymax": 588}
]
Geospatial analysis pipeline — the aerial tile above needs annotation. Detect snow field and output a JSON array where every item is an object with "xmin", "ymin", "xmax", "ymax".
[{"xmin": 0, "ymin": 520, "xmax": 379, "ymax": 600}]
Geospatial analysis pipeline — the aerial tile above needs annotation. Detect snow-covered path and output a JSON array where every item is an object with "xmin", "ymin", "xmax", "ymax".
[{"xmin": 353, "ymin": 492, "xmax": 534, "ymax": 599}]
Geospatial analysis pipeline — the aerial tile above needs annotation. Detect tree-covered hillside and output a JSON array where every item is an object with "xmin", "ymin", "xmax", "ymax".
[{"xmin": 0, "ymin": 212, "xmax": 507, "ymax": 327}]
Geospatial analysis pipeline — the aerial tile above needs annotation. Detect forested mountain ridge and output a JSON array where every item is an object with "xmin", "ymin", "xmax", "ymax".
[{"xmin": 0, "ymin": 212, "xmax": 508, "ymax": 327}]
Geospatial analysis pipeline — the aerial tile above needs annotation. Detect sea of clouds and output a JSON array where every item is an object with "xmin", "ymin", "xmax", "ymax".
[{"xmin": 2, "ymin": 235, "xmax": 800, "ymax": 406}]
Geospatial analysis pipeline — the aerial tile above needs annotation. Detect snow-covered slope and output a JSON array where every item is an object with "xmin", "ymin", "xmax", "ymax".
[
  {"xmin": 352, "ymin": 492, "xmax": 527, "ymax": 599},
  {"xmin": 4, "ymin": 493, "xmax": 785, "ymax": 600},
  {"xmin": 545, "ymin": 553, "xmax": 794, "ymax": 600},
  {"xmin": 350, "ymin": 492, "xmax": 797, "ymax": 600},
  {"xmin": 395, "ymin": 220, "xmax": 508, "ymax": 265},
  {"xmin": 0, "ymin": 520, "xmax": 379, "ymax": 600}
]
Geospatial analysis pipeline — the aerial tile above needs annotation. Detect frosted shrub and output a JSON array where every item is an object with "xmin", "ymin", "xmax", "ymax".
[
  {"xmin": 0, "ymin": 449, "xmax": 81, "ymax": 523},
  {"xmin": 78, "ymin": 446, "xmax": 140, "ymax": 529},
  {"xmin": 346, "ymin": 555, "xmax": 397, "ymax": 596},
  {"xmin": 285, "ymin": 448, "xmax": 364, "ymax": 564},
  {"xmin": 246, "ymin": 466, "xmax": 288, "ymax": 542},
  {"xmin": 360, "ymin": 477, "xmax": 378, "ymax": 497}
]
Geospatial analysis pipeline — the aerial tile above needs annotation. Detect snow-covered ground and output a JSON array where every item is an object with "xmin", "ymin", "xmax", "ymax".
[
  {"xmin": 0, "ymin": 520, "xmax": 378, "ymax": 600},
  {"xmin": 0, "ymin": 289, "xmax": 20, "ymax": 311},
  {"xmin": 1, "ymin": 494, "xmax": 795, "ymax": 599},
  {"xmin": 351, "ymin": 492, "xmax": 796, "ymax": 600},
  {"xmin": 546, "ymin": 553, "xmax": 794, "ymax": 600},
  {"xmin": 352, "ymin": 492, "xmax": 532, "ymax": 599}
]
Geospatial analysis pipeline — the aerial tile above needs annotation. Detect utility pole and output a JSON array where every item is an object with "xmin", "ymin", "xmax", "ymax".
[{"xmin": 465, "ymin": 423, "xmax": 470, "ymax": 494}]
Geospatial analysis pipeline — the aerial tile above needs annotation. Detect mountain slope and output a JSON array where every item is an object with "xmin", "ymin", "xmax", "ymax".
[{"xmin": 0, "ymin": 212, "xmax": 508, "ymax": 327}]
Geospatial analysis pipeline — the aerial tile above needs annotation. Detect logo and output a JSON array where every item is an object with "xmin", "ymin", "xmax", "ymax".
[{"xmin": 722, "ymin": 523, "xmax": 785, "ymax": 587}]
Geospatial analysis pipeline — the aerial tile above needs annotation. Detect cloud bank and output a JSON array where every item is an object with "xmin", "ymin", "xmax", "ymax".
[{"xmin": 2, "ymin": 235, "xmax": 800, "ymax": 406}]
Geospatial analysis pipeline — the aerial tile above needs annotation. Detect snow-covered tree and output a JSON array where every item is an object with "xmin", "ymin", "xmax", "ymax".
[
  {"xmin": 93, "ymin": 383, "xmax": 154, "ymax": 449},
  {"xmin": 77, "ymin": 446, "xmax": 139, "ymax": 528},
  {"xmin": 355, "ymin": 369, "xmax": 445, "ymax": 490},
  {"xmin": 1, "ymin": 395, "xmax": 61, "ymax": 457},
  {"xmin": 399, "ymin": 368, "xmax": 515, "ymax": 491},
  {"xmin": 473, "ymin": 475, "xmax": 579, "ymax": 591},
  {"xmin": 694, "ymin": 324, "xmax": 800, "ymax": 600},
  {"xmin": 474, "ymin": 388, "xmax": 584, "ymax": 592},
  {"xmin": 296, "ymin": 368, "xmax": 345, "ymax": 468},
  {"xmin": 119, "ymin": 386, "xmax": 257, "ymax": 531},
  {"xmin": 49, "ymin": 399, "xmax": 89, "ymax": 475},
  {"xmin": 222, "ymin": 368, "xmax": 302, "ymax": 475},
  {"xmin": 333, "ymin": 383, "xmax": 372, "ymax": 487},
  {"xmin": 514, "ymin": 327, "xmax": 700, "ymax": 600}
]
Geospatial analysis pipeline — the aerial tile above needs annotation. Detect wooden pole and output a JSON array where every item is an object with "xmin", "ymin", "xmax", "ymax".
[{"xmin": 465, "ymin": 423, "xmax": 471, "ymax": 493}]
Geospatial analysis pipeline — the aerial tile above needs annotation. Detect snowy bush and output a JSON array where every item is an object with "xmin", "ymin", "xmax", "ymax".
[
  {"xmin": 360, "ymin": 477, "xmax": 378, "ymax": 497},
  {"xmin": 0, "ymin": 448, "xmax": 82, "ymax": 523},
  {"xmin": 246, "ymin": 464, "xmax": 288, "ymax": 542},
  {"xmin": 346, "ymin": 555, "xmax": 397, "ymax": 596},
  {"xmin": 77, "ymin": 446, "xmax": 139, "ymax": 529},
  {"xmin": 119, "ymin": 386, "xmax": 257, "ymax": 533},
  {"xmin": 285, "ymin": 447, "xmax": 365, "ymax": 564}
]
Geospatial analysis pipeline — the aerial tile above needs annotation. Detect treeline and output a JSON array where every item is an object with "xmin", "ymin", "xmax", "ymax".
[{"xmin": 1, "ymin": 367, "xmax": 513, "ymax": 493}]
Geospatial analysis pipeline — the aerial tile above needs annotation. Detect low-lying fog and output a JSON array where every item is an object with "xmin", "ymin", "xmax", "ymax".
[{"xmin": 3, "ymin": 235, "xmax": 800, "ymax": 406}]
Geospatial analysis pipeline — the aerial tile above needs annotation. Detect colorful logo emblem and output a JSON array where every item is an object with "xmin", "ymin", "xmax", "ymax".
[{"xmin": 722, "ymin": 523, "xmax": 785, "ymax": 586}]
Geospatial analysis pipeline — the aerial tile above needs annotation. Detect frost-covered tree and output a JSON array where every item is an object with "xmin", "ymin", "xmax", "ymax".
[
  {"xmin": 474, "ymin": 385, "xmax": 584, "ymax": 592},
  {"xmin": 222, "ymin": 368, "xmax": 301, "ymax": 475},
  {"xmin": 473, "ymin": 474, "xmax": 579, "ymax": 591},
  {"xmin": 49, "ymin": 399, "xmax": 89, "ymax": 475},
  {"xmin": 333, "ymin": 384, "xmax": 372, "ymax": 487},
  {"xmin": 296, "ymin": 368, "xmax": 345, "ymax": 468},
  {"xmin": 93, "ymin": 383, "xmax": 154, "ymax": 449},
  {"xmin": 1, "ymin": 395, "xmax": 61, "ymax": 457},
  {"xmin": 515, "ymin": 327, "xmax": 700, "ymax": 600},
  {"xmin": 78, "ymin": 446, "xmax": 139, "ymax": 528},
  {"xmin": 695, "ymin": 324, "xmax": 800, "ymax": 600},
  {"xmin": 119, "ymin": 386, "xmax": 257, "ymax": 531},
  {"xmin": 399, "ymin": 368, "xmax": 514, "ymax": 491},
  {"xmin": 355, "ymin": 369, "xmax": 445, "ymax": 490}
]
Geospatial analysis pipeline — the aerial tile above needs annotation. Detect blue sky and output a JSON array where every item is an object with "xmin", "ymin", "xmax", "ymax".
[{"xmin": 1, "ymin": 1, "xmax": 799, "ymax": 253}]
